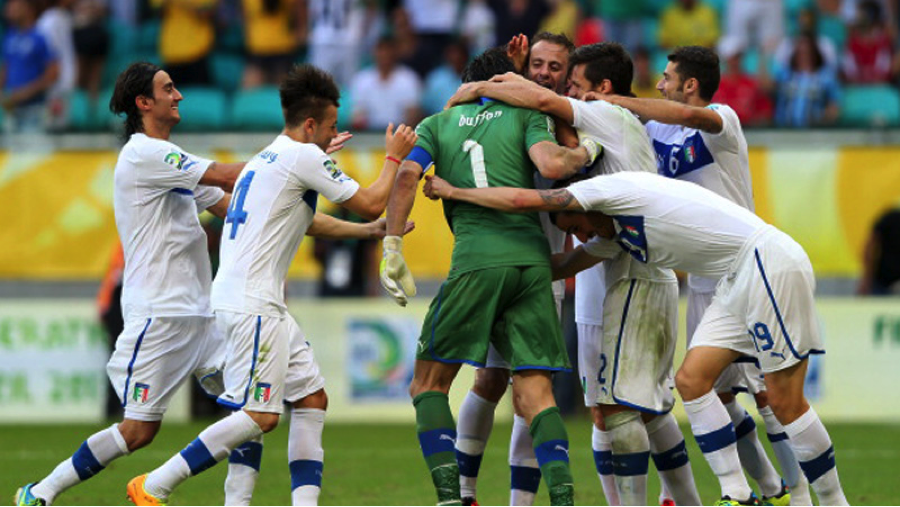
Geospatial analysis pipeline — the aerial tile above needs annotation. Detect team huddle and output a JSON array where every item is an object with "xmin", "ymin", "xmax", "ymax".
[{"xmin": 14, "ymin": 31, "xmax": 847, "ymax": 507}]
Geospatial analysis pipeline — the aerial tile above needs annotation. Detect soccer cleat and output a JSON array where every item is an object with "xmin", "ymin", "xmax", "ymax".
[
  {"xmin": 126, "ymin": 475, "xmax": 167, "ymax": 506},
  {"xmin": 461, "ymin": 497, "xmax": 480, "ymax": 506},
  {"xmin": 661, "ymin": 499, "xmax": 676, "ymax": 506},
  {"xmin": 762, "ymin": 483, "xmax": 791, "ymax": 506},
  {"xmin": 714, "ymin": 493, "xmax": 761, "ymax": 506},
  {"xmin": 14, "ymin": 483, "xmax": 46, "ymax": 506}
]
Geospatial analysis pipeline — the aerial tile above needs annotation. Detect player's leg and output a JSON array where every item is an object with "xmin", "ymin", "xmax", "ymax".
[
  {"xmin": 456, "ymin": 364, "xmax": 509, "ymax": 503},
  {"xmin": 599, "ymin": 404, "xmax": 650, "ymax": 506},
  {"xmin": 646, "ymin": 412, "xmax": 702, "ymax": 506},
  {"xmin": 590, "ymin": 407, "xmax": 619, "ymax": 506},
  {"xmin": 225, "ymin": 433, "xmax": 263, "ymax": 506},
  {"xmin": 719, "ymin": 385, "xmax": 784, "ymax": 499},
  {"xmin": 756, "ymin": 388, "xmax": 812, "ymax": 505},
  {"xmin": 508, "ymin": 408, "xmax": 541, "ymax": 506}
]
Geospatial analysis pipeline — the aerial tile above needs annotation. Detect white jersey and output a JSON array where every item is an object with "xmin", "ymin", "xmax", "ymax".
[
  {"xmin": 113, "ymin": 134, "xmax": 223, "ymax": 319},
  {"xmin": 645, "ymin": 103, "xmax": 754, "ymax": 291},
  {"xmin": 211, "ymin": 135, "xmax": 360, "ymax": 316},
  {"xmin": 572, "ymin": 172, "xmax": 767, "ymax": 278}
]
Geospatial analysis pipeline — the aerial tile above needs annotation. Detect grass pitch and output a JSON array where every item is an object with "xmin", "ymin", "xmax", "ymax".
[{"xmin": 2, "ymin": 419, "xmax": 898, "ymax": 505}]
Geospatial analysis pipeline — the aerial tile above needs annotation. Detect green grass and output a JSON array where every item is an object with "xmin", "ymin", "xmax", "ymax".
[{"xmin": 1, "ymin": 419, "xmax": 898, "ymax": 505}]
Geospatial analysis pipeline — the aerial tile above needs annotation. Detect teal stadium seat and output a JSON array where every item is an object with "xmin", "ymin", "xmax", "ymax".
[
  {"xmin": 642, "ymin": 18, "xmax": 659, "ymax": 50},
  {"xmin": 95, "ymin": 87, "xmax": 116, "ymax": 130},
  {"xmin": 231, "ymin": 87, "xmax": 284, "ymax": 131},
  {"xmin": 68, "ymin": 90, "xmax": 97, "ymax": 131},
  {"xmin": 211, "ymin": 53, "xmax": 245, "ymax": 93},
  {"xmin": 176, "ymin": 87, "xmax": 227, "ymax": 131},
  {"xmin": 337, "ymin": 87, "xmax": 353, "ymax": 131},
  {"xmin": 841, "ymin": 85, "xmax": 900, "ymax": 127}
]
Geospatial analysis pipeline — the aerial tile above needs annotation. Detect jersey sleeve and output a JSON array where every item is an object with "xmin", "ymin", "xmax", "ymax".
[
  {"xmin": 703, "ymin": 104, "xmax": 742, "ymax": 152},
  {"xmin": 583, "ymin": 237, "xmax": 622, "ymax": 259},
  {"xmin": 137, "ymin": 141, "xmax": 213, "ymax": 191},
  {"xmin": 565, "ymin": 176, "xmax": 608, "ymax": 212},
  {"xmin": 408, "ymin": 116, "xmax": 437, "ymax": 173},
  {"xmin": 567, "ymin": 98, "xmax": 623, "ymax": 145},
  {"xmin": 301, "ymin": 150, "xmax": 361, "ymax": 204},
  {"xmin": 193, "ymin": 184, "xmax": 226, "ymax": 211},
  {"xmin": 523, "ymin": 111, "xmax": 557, "ymax": 150}
]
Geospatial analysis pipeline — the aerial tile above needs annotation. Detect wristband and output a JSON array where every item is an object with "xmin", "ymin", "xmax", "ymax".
[{"xmin": 386, "ymin": 155, "xmax": 402, "ymax": 165}]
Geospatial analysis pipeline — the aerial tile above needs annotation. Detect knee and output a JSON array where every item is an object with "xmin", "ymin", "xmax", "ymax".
[
  {"xmin": 472, "ymin": 368, "xmax": 510, "ymax": 403},
  {"xmin": 590, "ymin": 406, "xmax": 606, "ymax": 430},
  {"xmin": 753, "ymin": 390, "xmax": 769, "ymax": 409},
  {"xmin": 764, "ymin": 389, "xmax": 807, "ymax": 424},
  {"xmin": 675, "ymin": 366, "xmax": 714, "ymax": 401},
  {"xmin": 247, "ymin": 411, "xmax": 280, "ymax": 433},
  {"xmin": 294, "ymin": 389, "xmax": 328, "ymax": 411},
  {"xmin": 118, "ymin": 422, "xmax": 159, "ymax": 451}
]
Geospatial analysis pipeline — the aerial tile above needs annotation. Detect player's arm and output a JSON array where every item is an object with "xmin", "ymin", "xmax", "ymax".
[
  {"xmin": 205, "ymin": 193, "xmax": 231, "ymax": 219},
  {"xmin": 306, "ymin": 213, "xmax": 415, "ymax": 240},
  {"xmin": 423, "ymin": 174, "xmax": 585, "ymax": 213},
  {"xmin": 339, "ymin": 123, "xmax": 417, "ymax": 220},
  {"xmin": 528, "ymin": 140, "xmax": 596, "ymax": 180},
  {"xmin": 446, "ymin": 73, "xmax": 575, "ymax": 124},
  {"xmin": 379, "ymin": 159, "xmax": 424, "ymax": 306},
  {"xmin": 199, "ymin": 162, "xmax": 245, "ymax": 193},
  {"xmin": 550, "ymin": 246, "xmax": 605, "ymax": 280},
  {"xmin": 601, "ymin": 94, "xmax": 723, "ymax": 134}
]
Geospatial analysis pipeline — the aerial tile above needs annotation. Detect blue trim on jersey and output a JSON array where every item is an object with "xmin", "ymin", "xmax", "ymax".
[
  {"xmin": 301, "ymin": 190, "xmax": 318, "ymax": 212},
  {"xmin": 121, "ymin": 318, "xmax": 152, "ymax": 408},
  {"xmin": 289, "ymin": 459, "xmax": 324, "ymax": 489},
  {"xmin": 767, "ymin": 432, "xmax": 789, "ymax": 443},
  {"xmin": 593, "ymin": 450, "xmax": 614, "ymax": 475},
  {"xmin": 510, "ymin": 465, "xmax": 542, "ymax": 493},
  {"xmin": 478, "ymin": 97, "xmax": 495, "ymax": 105},
  {"xmin": 651, "ymin": 441, "xmax": 690, "ymax": 471},
  {"xmin": 798, "ymin": 445, "xmax": 836, "ymax": 483},
  {"xmin": 613, "ymin": 217, "xmax": 649, "ymax": 263},
  {"xmin": 734, "ymin": 355, "xmax": 762, "ymax": 367},
  {"xmin": 695, "ymin": 422, "xmax": 736, "ymax": 454},
  {"xmin": 180, "ymin": 438, "xmax": 218, "ymax": 475},
  {"xmin": 534, "ymin": 439, "xmax": 570, "ymax": 466},
  {"xmin": 418, "ymin": 428, "xmax": 457, "ymax": 457},
  {"xmin": 754, "ymin": 249, "xmax": 826, "ymax": 360},
  {"xmin": 456, "ymin": 450, "xmax": 484, "ymax": 478},
  {"xmin": 228, "ymin": 441, "xmax": 263, "ymax": 471},
  {"xmin": 407, "ymin": 146, "xmax": 434, "ymax": 172},
  {"xmin": 735, "ymin": 414, "xmax": 757, "ymax": 440},
  {"xmin": 72, "ymin": 441, "xmax": 105, "ymax": 480},
  {"xmin": 611, "ymin": 451, "xmax": 651, "ymax": 477},
  {"xmin": 217, "ymin": 315, "xmax": 262, "ymax": 410},
  {"xmin": 653, "ymin": 131, "xmax": 715, "ymax": 178},
  {"xmin": 171, "ymin": 188, "xmax": 194, "ymax": 196}
]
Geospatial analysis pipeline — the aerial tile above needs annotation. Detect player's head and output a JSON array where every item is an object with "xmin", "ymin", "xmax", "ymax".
[
  {"xmin": 374, "ymin": 35, "xmax": 399, "ymax": 73},
  {"xmin": 659, "ymin": 46, "xmax": 720, "ymax": 103},
  {"xmin": 527, "ymin": 32, "xmax": 574, "ymax": 94},
  {"xmin": 548, "ymin": 175, "xmax": 615, "ymax": 243},
  {"xmin": 567, "ymin": 42, "xmax": 633, "ymax": 99},
  {"xmin": 280, "ymin": 64, "xmax": 341, "ymax": 151},
  {"xmin": 462, "ymin": 47, "xmax": 516, "ymax": 83},
  {"xmin": 110, "ymin": 61, "xmax": 180, "ymax": 138},
  {"xmin": 4, "ymin": 0, "xmax": 39, "ymax": 26}
]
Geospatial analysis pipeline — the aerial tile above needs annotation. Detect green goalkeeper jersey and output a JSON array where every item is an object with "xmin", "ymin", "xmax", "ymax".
[{"xmin": 413, "ymin": 99, "xmax": 557, "ymax": 276}]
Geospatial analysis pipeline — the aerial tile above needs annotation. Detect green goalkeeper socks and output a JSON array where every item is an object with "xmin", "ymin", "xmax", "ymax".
[
  {"xmin": 530, "ymin": 407, "xmax": 575, "ymax": 506},
  {"xmin": 413, "ymin": 391, "xmax": 461, "ymax": 505}
]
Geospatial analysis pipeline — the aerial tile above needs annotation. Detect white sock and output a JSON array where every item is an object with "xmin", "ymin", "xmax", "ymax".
[
  {"xmin": 145, "ymin": 411, "xmax": 263, "ymax": 499},
  {"xmin": 758, "ymin": 406, "xmax": 812, "ymax": 505},
  {"xmin": 32, "ymin": 423, "xmax": 130, "ymax": 504},
  {"xmin": 724, "ymin": 400, "xmax": 783, "ymax": 497},
  {"xmin": 509, "ymin": 414, "xmax": 540, "ymax": 506},
  {"xmin": 456, "ymin": 391, "xmax": 497, "ymax": 499},
  {"xmin": 684, "ymin": 390, "xmax": 753, "ymax": 501},
  {"xmin": 224, "ymin": 434, "xmax": 264, "ymax": 506},
  {"xmin": 592, "ymin": 425, "xmax": 620, "ymax": 506},
  {"xmin": 289, "ymin": 408, "xmax": 326, "ymax": 506},
  {"xmin": 782, "ymin": 407, "xmax": 848, "ymax": 506},
  {"xmin": 646, "ymin": 412, "xmax": 702, "ymax": 506},
  {"xmin": 605, "ymin": 411, "xmax": 650, "ymax": 506}
]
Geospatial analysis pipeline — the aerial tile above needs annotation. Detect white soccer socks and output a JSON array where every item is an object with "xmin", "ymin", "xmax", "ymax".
[
  {"xmin": 591, "ymin": 425, "xmax": 620, "ymax": 506},
  {"xmin": 684, "ymin": 390, "xmax": 754, "ymax": 501},
  {"xmin": 145, "ymin": 410, "xmax": 263, "ymax": 500},
  {"xmin": 646, "ymin": 412, "xmax": 702, "ymax": 505},
  {"xmin": 224, "ymin": 434, "xmax": 264, "ymax": 506},
  {"xmin": 509, "ymin": 414, "xmax": 540, "ymax": 506},
  {"xmin": 455, "ymin": 390, "xmax": 497, "ymax": 500},
  {"xmin": 783, "ymin": 407, "xmax": 848, "ymax": 506},
  {"xmin": 605, "ymin": 411, "xmax": 650, "ymax": 506},
  {"xmin": 724, "ymin": 399, "xmax": 783, "ymax": 497},
  {"xmin": 31, "ymin": 423, "xmax": 130, "ymax": 504},
  {"xmin": 289, "ymin": 408, "xmax": 326, "ymax": 506},
  {"xmin": 758, "ymin": 405, "xmax": 812, "ymax": 505}
]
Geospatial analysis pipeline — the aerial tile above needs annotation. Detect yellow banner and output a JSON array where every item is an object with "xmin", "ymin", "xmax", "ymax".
[{"xmin": 2, "ymin": 146, "xmax": 898, "ymax": 279}]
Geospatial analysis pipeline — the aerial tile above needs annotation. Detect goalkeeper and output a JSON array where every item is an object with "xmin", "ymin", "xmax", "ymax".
[{"xmin": 380, "ymin": 47, "xmax": 599, "ymax": 507}]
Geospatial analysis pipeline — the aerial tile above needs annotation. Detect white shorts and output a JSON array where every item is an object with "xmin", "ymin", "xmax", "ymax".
[
  {"xmin": 217, "ymin": 311, "xmax": 325, "ymax": 415},
  {"xmin": 688, "ymin": 286, "xmax": 766, "ymax": 395},
  {"xmin": 107, "ymin": 315, "xmax": 225, "ymax": 422},
  {"xmin": 598, "ymin": 278, "xmax": 678, "ymax": 414},
  {"xmin": 484, "ymin": 297, "xmax": 563, "ymax": 370},
  {"xmin": 577, "ymin": 322, "xmax": 605, "ymax": 407},
  {"xmin": 691, "ymin": 226, "xmax": 825, "ymax": 374}
]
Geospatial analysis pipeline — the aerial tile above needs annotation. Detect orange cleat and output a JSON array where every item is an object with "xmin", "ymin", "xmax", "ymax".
[{"xmin": 126, "ymin": 475, "xmax": 167, "ymax": 506}]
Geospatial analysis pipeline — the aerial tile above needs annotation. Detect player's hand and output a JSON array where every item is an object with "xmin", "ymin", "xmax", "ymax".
[
  {"xmin": 380, "ymin": 236, "xmax": 417, "ymax": 306},
  {"xmin": 422, "ymin": 174, "xmax": 456, "ymax": 201},
  {"xmin": 445, "ymin": 82, "xmax": 482, "ymax": 110},
  {"xmin": 577, "ymin": 130, "xmax": 603, "ymax": 166},
  {"xmin": 385, "ymin": 123, "xmax": 417, "ymax": 160},
  {"xmin": 326, "ymin": 131, "xmax": 352, "ymax": 154},
  {"xmin": 367, "ymin": 218, "xmax": 415, "ymax": 239},
  {"xmin": 582, "ymin": 91, "xmax": 602, "ymax": 102},
  {"xmin": 489, "ymin": 71, "xmax": 528, "ymax": 84},
  {"xmin": 506, "ymin": 33, "xmax": 529, "ymax": 73}
]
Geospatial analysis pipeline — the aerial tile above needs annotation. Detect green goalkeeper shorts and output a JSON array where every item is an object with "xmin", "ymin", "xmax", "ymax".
[{"xmin": 416, "ymin": 265, "xmax": 570, "ymax": 372}]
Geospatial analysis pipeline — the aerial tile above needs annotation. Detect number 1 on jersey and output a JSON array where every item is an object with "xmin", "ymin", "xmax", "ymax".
[
  {"xmin": 463, "ymin": 140, "xmax": 488, "ymax": 188},
  {"xmin": 226, "ymin": 170, "xmax": 256, "ymax": 239}
]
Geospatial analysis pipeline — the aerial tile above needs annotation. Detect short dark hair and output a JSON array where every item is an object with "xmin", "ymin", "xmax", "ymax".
[
  {"xmin": 531, "ymin": 31, "xmax": 575, "ymax": 54},
  {"xmin": 280, "ymin": 64, "xmax": 340, "ymax": 128},
  {"xmin": 109, "ymin": 61, "xmax": 162, "ymax": 138},
  {"xmin": 667, "ymin": 46, "xmax": 720, "ymax": 101},
  {"xmin": 568, "ymin": 42, "xmax": 633, "ymax": 95},
  {"xmin": 462, "ymin": 47, "xmax": 516, "ymax": 83}
]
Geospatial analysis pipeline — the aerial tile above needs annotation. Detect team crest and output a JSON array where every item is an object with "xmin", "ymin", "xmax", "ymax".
[
  {"xmin": 133, "ymin": 383, "xmax": 150, "ymax": 403},
  {"xmin": 164, "ymin": 151, "xmax": 185, "ymax": 169},
  {"xmin": 683, "ymin": 143, "xmax": 697, "ymax": 163},
  {"xmin": 323, "ymin": 159, "xmax": 345, "ymax": 180},
  {"xmin": 254, "ymin": 382, "xmax": 272, "ymax": 403}
]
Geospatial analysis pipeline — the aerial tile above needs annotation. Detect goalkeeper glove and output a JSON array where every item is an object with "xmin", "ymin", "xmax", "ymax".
[
  {"xmin": 380, "ymin": 235, "xmax": 416, "ymax": 307},
  {"xmin": 578, "ymin": 130, "xmax": 603, "ymax": 166}
]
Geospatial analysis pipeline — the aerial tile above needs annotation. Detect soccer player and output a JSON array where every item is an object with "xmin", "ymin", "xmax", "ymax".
[
  {"xmin": 125, "ymin": 64, "xmax": 417, "ymax": 507},
  {"xmin": 598, "ymin": 45, "xmax": 810, "ymax": 505},
  {"xmin": 446, "ymin": 43, "xmax": 701, "ymax": 506},
  {"xmin": 13, "ymin": 61, "xmax": 246, "ymax": 507},
  {"xmin": 379, "ymin": 48, "xmax": 599, "ymax": 506},
  {"xmin": 423, "ymin": 171, "xmax": 850, "ymax": 507}
]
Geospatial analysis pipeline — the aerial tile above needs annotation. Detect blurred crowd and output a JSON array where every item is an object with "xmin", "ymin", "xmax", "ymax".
[{"xmin": 4, "ymin": 0, "xmax": 900, "ymax": 133}]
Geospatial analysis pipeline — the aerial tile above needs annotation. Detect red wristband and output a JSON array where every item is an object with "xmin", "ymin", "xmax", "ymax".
[{"xmin": 386, "ymin": 155, "xmax": 402, "ymax": 165}]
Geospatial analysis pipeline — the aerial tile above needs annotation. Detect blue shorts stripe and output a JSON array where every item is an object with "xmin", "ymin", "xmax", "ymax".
[
  {"xmin": 612, "ymin": 451, "xmax": 650, "ymax": 477},
  {"xmin": 799, "ymin": 446, "xmax": 836, "ymax": 483},
  {"xmin": 735, "ymin": 415, "xmax": 757, "ymax": 440},
  {"xmin": 418, "ymin": 428, "xmax": 457, "ymax": 458},
  {"xmin": 695, "ymin": 422, "xmax": 736, "ymax": 454},
  {"xmin": 121, "ymin": 318, "xmax": 152, "ymax": 408},
  {"xmin": 456, "ymin": 450, "xmax": 483, "ymax": 478},
  {"xmin": 651, "ymin": 441, "xmax": 690, "ymax": 471},
  {"xmin": 534, "ymin": 439, "xmax": 570, "ymax": 467},
  {"xmin": 593, "ymin": 450, "xmax": 613, "ymax": 475},
  {"xmin": 290, "ymin": 459, "xmax": 324, "ymax": 489},
  {"xmin": 180, "ymin": 438, "xmax": 218, "ymax": 476},
  {"xmin": 610, "ymin": 279, "xmax": 638, "ymax": 398},
  {"xmin": 767, "ymin": 432, "xmax": 789, "ymax": 443},
  {"xmin": 72, "ymin": 441, "xmax": 105, "ymax": 481},
  {"xmin": 228, "ymin": 441, "xmax": 263, "ymax": 471},
  {"xmin": 218, "ymin": 316, "xmax": 262, "ymax": 410},
  {"xmin": 510, "ymin": 465, "xmax": 542, "ymax": 493}
]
